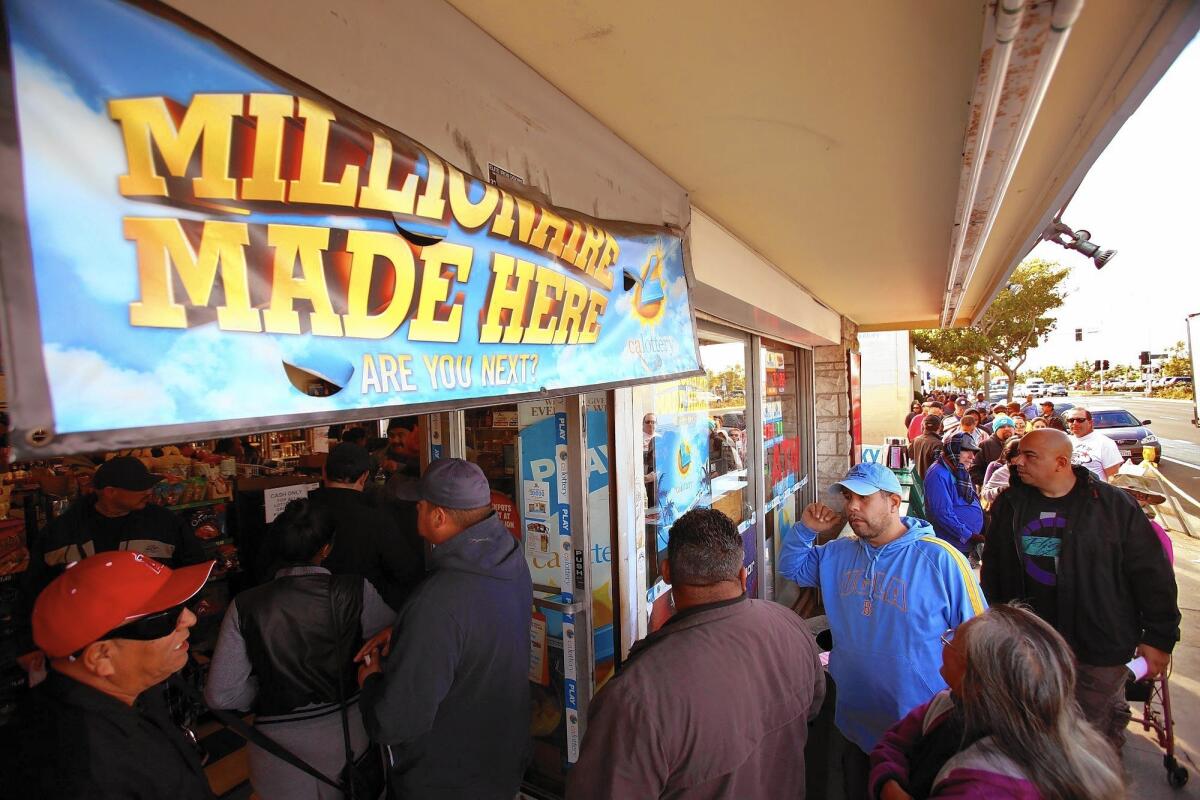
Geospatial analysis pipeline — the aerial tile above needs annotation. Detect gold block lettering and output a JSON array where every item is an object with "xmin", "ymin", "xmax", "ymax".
[
  {"xmin": 262, "ymin": 224, "xmax": 342, "ymax": 336},
  {"xmin": 241, "ymin": 93, "xmax": 292, "ymax": 202},
  {"xmin": 490, "ymin": 190, "xmax": 516, "ymax": 238},
  {"xmin": 109, "ymin": 94, "xmax": 241, "ymax": 199},
  {"xmin": 288, "ymin": 98, "xmax": 360, "ymax": 208},
  {"xmin": 408, "ymin": 242, "xmax": 473, "ymax": 343},
  {"xmin": 553, "ymin": 277, "xmax": 590, "ymax": 345},
  {"xmin": 414, "ymin": 147, "xmax": 446, "ymax": 221},
  {"xmin": 447, "ymin": 166, "xmax": 499, "ymax": 230},
  {"xmin": 530, "ymin": 207, "xmax": 569, "ymax": 258},
  {"xmin": 593, "ymin": 232, "xmax": 618, "ymax": 291},
  {"xmin": 358, "ymin": 134, "xmax": 419, "ymax": 214},
  {"xmin": 524, "ymin": 266, "xmax": 566, "ymax": 345},
  {"xmin": 480, "ymin": 253, "xmax": 535, "ymax": 344},
  {"xmin": 579, "ymin": 290, "xmax": 608, "ymax": 344},
  {"xmin": 342, "ymin": 230, "xmax": 417, "ymax": 339},
  {"xmin": 125, "ymin": 217, "xmax": 259, "ymax": 331}
]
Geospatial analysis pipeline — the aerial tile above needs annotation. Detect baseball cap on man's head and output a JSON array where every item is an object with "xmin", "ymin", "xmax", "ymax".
[
  {"xmin": 992, "ymin": 416, "xmax": 1016, "ymax": 431},
  {"xmin": 955, "ymin": 397, "xmax": 968, "ymax": 407},
  {"xmin": 94, "ymin": 456, "xmax": 161, "ymax": 491},
  {"xmin": 948, "ymin": 432, "xmax": 981, "ymax": 452},
  {"xmin": 833, "ymin": 462, "xmax": 902, "ymax": 496},
  {"xmin": 392, "ymin": 458, "xmax": 491, "ymax": 509},
  {"xmin": 33, "ymin": 551, "xmax": 214, "ymax": 658},
  {"xmin": 325, "ymin": 442, "xmax": 371, "ymax": 481}
]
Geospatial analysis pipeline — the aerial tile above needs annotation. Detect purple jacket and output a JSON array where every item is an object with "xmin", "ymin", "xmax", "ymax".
[{"xmin": 870, "ymin": 690, "xmax": 1040, "ymax": 799}]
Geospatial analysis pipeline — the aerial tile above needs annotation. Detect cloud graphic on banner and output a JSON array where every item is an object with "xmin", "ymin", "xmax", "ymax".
[
  {"xmin": 155, "ymin": 328, "xmax": 318, "ymax": 420},
  {"xmin": 13, "ymin": 52, "xmax": 213, "ymax": 309},
  {"xmin": 45, "ymin": 345, "xmax": 178, "ymax": 427}
]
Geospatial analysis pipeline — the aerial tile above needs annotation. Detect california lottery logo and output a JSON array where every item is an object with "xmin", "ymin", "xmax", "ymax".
[
  {"xmin": 623, "ymin": 248, "xmax": 668, "ymax": 325},
  {"xmin": 677, "ymin": 441, "xmax": 694, "ymax": 475}
]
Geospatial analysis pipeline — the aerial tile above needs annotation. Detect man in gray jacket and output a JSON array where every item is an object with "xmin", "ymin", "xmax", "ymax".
[
  {"xmin": 356, "ymin": 458, "xmax": 533, "ymax": 799},
  {"xmin": 568, "ymin": 508, "xmax": 825, "ymax": 799}
]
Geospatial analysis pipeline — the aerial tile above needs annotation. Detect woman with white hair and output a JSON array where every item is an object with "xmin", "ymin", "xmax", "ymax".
[{"xmin": 869, "ymin": 603, "xmax": 1124, "ymax": 799}]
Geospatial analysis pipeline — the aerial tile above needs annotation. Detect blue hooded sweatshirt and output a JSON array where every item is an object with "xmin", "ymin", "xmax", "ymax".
[
  {"xmin": 923, "ymin": 459, "xmax": 985, "ymax": 554},
  {"xmin": 778, "ymin": 515, "xmax": 985, "ymax": 752}
]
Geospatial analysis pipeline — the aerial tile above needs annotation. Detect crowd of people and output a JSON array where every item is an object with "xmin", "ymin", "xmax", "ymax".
[
  {"xmin": 8, "ymin": 392, "xmax": 1182, "ymax": 799},
  {"xmin": 16, "ymin": 447, "xmax": 533, "ymax": 800}
]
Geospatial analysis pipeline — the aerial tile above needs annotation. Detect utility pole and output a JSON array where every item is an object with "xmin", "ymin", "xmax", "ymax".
[{"xmin": 1188, "ymin": 313, "xmax": 1199, "ymax": 428}]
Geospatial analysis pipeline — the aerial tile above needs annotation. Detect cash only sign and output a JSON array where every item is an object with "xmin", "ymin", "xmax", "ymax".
[{"xmin": 0, "ymin": 0, "xmax": 701, "ymax": 457}]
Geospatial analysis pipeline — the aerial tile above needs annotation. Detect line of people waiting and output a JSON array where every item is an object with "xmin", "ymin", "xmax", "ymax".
[{"xmin": 12, "ymin": 436, "xmax": 1180, "ymax": 798}]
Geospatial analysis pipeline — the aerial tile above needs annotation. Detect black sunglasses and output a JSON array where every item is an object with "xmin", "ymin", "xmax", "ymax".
[
  {"xmin": 69, "ymin": 604, "xmax": 187, "ymax": 661},
  {"xmin": 103, "ymin": 604, "xmax": 187, "ymax": 642}
]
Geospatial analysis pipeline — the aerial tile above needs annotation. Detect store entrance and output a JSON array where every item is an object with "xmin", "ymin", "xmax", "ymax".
[{"xmin": 458, "ymin": 395, "xmax": 616, "ymax": 796}]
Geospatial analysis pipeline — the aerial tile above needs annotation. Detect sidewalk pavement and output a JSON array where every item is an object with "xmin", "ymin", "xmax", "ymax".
[{"xmin": 1126, "ymin": 469, "xmax": 1200, "ymax": 797}]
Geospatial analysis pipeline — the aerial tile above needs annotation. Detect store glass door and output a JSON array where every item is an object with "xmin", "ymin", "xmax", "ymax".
[
  {"xmin": 758, "ymin": 339, "xmax": 810, "ymax": 606},
  {"xmin": 460, "ymin": 395, "xmax": 615, "ymax": 796},
  {"xmin": 632, "ymin": 324, "xmax": 756, "ymax": 629}
]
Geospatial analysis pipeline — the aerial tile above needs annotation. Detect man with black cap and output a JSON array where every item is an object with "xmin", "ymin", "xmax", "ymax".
[
  {"xmin": 940, "ymin": 396, "xmax": 970, "ymax": 438},
  {"xmin": 305, "ymin": 442, "xmax": 425, "ymax": 610},
  {"xmin": 924, "ymin": 432, "xmax": 986, "ymax": 560},
  {"xmin": 20, "ymin": 551, "xmax": 216, "ymax": 798},
  {"xmin": 355, "ymin": 458, "xmax": 532, "ymax": 800},
  {"xmin": 27, "ymin": 456, "xmax": 207, "ymax": 596},
  {"xmin": 909, "ymin": 413, "xmax": 944, "ymax": 479}
]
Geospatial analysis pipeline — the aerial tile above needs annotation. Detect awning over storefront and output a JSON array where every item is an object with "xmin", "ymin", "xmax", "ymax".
[
  {"xmin": 0, "ymin": 0, "xmax": 704, "ymax": 458},
  {"xmin": 444, "ymin": 0, "xmax": 1200, "ymax": 330}
]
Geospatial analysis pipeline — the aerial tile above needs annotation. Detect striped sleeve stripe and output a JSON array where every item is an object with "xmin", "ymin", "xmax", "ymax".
[{"xmin": 921, "ymin": 535, "xmax": 985, "ymax": 615}]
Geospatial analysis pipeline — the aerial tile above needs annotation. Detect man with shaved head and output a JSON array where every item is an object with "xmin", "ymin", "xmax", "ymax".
[{"xmin": 981, "ymin": 429, "xmax": 1179, "ymax": 752}]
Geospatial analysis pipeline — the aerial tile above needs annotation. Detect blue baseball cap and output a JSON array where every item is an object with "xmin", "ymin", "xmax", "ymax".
[
  {"xmin": 832, "ymin": 462, "xmax": 902, "ymax": 496},
  {"xmin": 392, "ymin": 458, "xmax": 492, "ymax": 509},
  {"xmin": 992, "ymin": 416, "xmax": 1016, "ymax": 431}
]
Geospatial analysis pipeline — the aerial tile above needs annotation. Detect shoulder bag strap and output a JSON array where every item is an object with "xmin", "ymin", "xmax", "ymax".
[
  {"xmin": 330, "ymin": 574, "xmax": 361, "ymax": 799},
  {"xmin": 170, "ymin": 673, "xmax": 343, "ymax": 791}
]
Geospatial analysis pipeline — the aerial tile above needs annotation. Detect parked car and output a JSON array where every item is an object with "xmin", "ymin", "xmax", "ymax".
[
  {"xmin": 1161, "ymin": 376, "xmax": 1193, "ymax": 388},
  {"xmin": 1046, "ymin": 384, "xmax": 1068, "ymax": 396},
  {"xmin": 1062, "ymin": 405, "xmax": 1160, "ymax": 463},
  {"xmin": 1044, "ymin": 401, "xmax": 1075, "ymax": 418}
]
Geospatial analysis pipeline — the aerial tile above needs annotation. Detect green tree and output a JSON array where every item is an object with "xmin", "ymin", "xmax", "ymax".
[
  {"xmin": 1067, "ymin": 360, "xmax": 1094, "ymax": 386},
  {"xmin": 1038, "ymin": 366, "xmax": 1069, "ymax": 385},
  {"xmin": 1160, "ymin": 340, "xmax": 1191, "ymax": 377},
  {"xmin": 912, "ymin": 259, "xmax": 1070, "ymax": 402}
]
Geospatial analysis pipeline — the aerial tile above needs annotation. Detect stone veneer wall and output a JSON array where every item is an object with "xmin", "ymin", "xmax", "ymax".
[{"xmin": 813, "ymin": 315, "xmax": 859, "ymax": 492}]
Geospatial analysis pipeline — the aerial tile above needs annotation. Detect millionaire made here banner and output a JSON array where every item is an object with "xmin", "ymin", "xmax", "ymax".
[{"xmin": 0, "ymin": 0, "xmax": 701, "ymax": 456}]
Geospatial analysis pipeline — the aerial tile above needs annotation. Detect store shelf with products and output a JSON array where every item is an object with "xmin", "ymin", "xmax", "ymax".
[{"xmin": 464, "ymin": 406, "xmax": 519, "ymax": 499}]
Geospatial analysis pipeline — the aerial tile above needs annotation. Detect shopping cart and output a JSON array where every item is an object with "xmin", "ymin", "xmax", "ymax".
[{"xmin": 1127, "ymin": 666, "xmax": 1189, "ymax": 788}]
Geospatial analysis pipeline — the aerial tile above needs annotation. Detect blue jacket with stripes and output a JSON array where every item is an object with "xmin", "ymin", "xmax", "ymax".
[{"xmin": 778, "ymin": 515, "xmax": 986, "ymax": 752}]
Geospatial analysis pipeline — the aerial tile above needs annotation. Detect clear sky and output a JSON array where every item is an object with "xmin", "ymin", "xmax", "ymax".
[{"xmin": 1021, "ymin": 33, "xmax": 1199, "ymax": 371}]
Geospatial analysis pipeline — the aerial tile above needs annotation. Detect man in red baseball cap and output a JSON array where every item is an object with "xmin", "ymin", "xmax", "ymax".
[{"xmin": 19, "ymin": 551, "xmax": 215, "ymax": 799}]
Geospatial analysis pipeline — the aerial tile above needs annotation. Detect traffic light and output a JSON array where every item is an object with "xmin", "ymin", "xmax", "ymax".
[
  {"xmin": 1102, "ymin": 359, "xmax": 1110, "ymax": 370},
  {"xmin": 1093, "ymin": 360, "xmax": 1101, "ymax": 371},
  {"xmin": 1139, "ymin": 351, "xmax": 1150, "ymax": 365},
  {"xmin": 1075, "ymin": 328, "xmax": 1083, "ymax": 342}
]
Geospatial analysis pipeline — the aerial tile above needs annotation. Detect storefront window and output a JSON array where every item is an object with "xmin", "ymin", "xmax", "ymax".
[
  {"xmin": 761, "ymin": 339, "xmax": 815, "ymax": 609},
  {"xmin": 635, "ymin": 325, "xmax": 757, "ymax": 623}
]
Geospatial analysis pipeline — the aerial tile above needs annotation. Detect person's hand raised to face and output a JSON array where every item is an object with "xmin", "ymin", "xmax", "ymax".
[{"xmin": 801, "ymin": 502, "xmax": 845, "ymax": 536}]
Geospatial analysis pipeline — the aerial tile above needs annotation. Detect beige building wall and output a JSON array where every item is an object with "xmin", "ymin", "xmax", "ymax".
[{"xmin": 859, "ymin": 331, "xmax": 918, "ymax": 447}]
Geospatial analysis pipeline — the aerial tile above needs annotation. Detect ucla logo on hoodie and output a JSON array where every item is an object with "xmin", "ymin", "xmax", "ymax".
[{"xmin": 837, "ymin": 569, "xmax": 908, "ymax": 612}]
